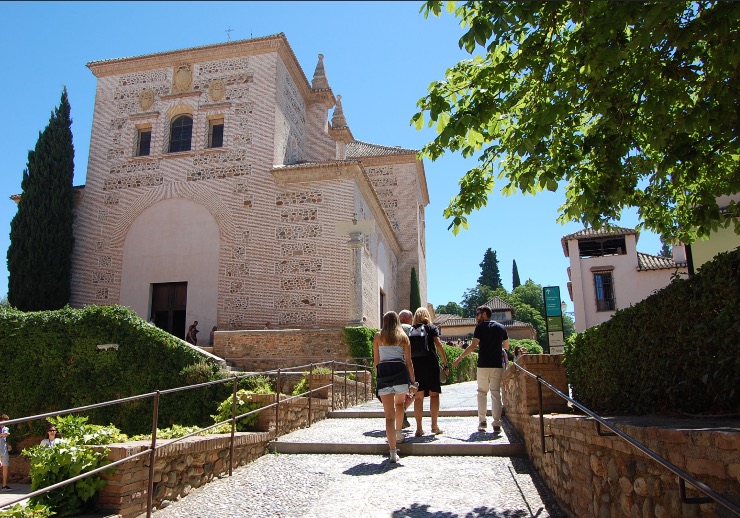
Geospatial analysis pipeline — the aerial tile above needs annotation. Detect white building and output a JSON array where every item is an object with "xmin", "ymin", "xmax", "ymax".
[
  {"xmin": 63, "ymin": 34, "xmax": 429, "ymax": 341},
  {"xmin": 562, "ymin": 227, "xmax": 688, "ymax": 332}
]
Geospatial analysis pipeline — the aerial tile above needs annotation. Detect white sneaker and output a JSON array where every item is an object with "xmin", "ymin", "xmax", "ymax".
[
  {"xmin": 395, "ymin": 431, "xmax": 404, "ymax": 443},
  {"xmin": 389, "ymin": 449, "xmax": 399, "ymax": 463}
]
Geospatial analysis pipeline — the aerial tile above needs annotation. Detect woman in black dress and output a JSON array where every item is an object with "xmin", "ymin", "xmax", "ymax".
[{"xmin": 408, "ymin": 307, "xmax": 450, "ymax": 436}]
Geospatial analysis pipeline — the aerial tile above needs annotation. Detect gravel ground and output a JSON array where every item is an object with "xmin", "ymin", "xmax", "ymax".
[
  {"xmin": 151, "ymin": 382, "xmax": 564, "ymax": 518},
  {"xmin": 151, "ymin": 452, "xmax": 565, "ymax": 518}
]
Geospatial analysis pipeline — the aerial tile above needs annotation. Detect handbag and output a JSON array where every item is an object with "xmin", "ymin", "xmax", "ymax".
[{"xmin": 439, "ymin": 365, "xmax": 447, "ymax": 384}]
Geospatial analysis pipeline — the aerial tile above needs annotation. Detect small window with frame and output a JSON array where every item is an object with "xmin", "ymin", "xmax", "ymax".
[
  {"xmin": 136, "ymin": 126, "xmax": 152, "ymax": 157},
  {"xmin": 208, "ymin": 117, "xmax": 224, "ymax": 148}
]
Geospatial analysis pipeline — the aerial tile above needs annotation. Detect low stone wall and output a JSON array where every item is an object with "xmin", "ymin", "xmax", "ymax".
[
  {"xmin": 502, "ymin": 355, "xmax": 740, "ymax": 518},
  {"xmin": 213, "ymin": 328, "xmax": 354, "ymax": 371}
]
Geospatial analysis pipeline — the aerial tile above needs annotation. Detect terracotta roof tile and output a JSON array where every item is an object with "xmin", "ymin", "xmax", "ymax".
[
  {"xmin": 637, "ymin": 252, "xmax": 687, "ymax": 271},
  {"xmin": 346, "ymin": 140, "xmax": 418, "ymax": 158},
  {"xmin": 483, "ymin": 296, "xmax": 513, "ymax": 311}
]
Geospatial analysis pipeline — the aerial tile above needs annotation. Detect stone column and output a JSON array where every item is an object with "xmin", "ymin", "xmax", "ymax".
[
  {"xmin": 347, "ymin": 230, "xmax": 364, "ymax": 325},
  {"xmin": 336, "ymin": 218, "xmax": 375, "ymax": 326}
]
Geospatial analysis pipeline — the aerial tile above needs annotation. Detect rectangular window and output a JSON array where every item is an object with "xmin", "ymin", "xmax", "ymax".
[
  {"xmin": 593, "ymin": 271, "xmax": 616, "ymax": 311},
  {"xmin": 137, "ymin": 129, "xmax": 151, "ymax": 156},
  {"xmin": 208, "ymin": 118, "xmax": 224, "ymax": 148}
]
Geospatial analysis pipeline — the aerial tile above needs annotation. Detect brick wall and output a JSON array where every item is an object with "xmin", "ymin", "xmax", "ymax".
[
  {"xmin": 214, "ymin": 328, "xmax": 360, "ymax": 371},
  {"xmin": 91, "ymin": 374, "xmax": 372, "ymax": 518},
  {"xmin": 502, "ymin": 355, "xmax": 740, "ymax": 518}
]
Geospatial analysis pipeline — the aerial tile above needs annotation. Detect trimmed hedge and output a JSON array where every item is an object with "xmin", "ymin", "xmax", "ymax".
[
  {"xmin": 343, "ymin": 325, "xmax": 376, "ymax": 362},
  {"xmin": 564, "ymin": 247, "xmax": 739, "ymax": 415},
  {"xmin": 0, "ymin": 305, "xmax": 228, "ymax": 439}
]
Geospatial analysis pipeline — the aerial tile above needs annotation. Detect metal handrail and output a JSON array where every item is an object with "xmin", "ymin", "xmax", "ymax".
[
  {"xmin": 0, "ymin": 359, "xmax": 374, "ymax": 516},
  {"xmin": 511, "ymin": 361, "xmax": 740, "ymax": 516}
]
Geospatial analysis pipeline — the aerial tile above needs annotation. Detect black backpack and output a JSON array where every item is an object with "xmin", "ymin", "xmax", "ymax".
[{"xmin": 408, "ymin": 324, "xmax": 430, "ymax": 358}]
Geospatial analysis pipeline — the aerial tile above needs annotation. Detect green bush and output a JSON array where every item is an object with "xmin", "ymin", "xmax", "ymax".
[
  {"xmin": 443, "ymin": 345, "xmax": 477, "ymax": 383},
  {"xmin": 0, "ymin": 305, "xmax": 228, "ymax": 440},
  {"xmin": 0, "ymin": 504, "xmax": 55, "ymax": 518},
  {"xmin": 129, "ymin": 425, "xmax": 203, "ymax": 441},
  {"xmin": 22, "ymin": 416, "xmax": 119, "ymax": 517},
  {"xmin": 509, "ymin": 339, "xmax": 543, "ymax": 354},
  {"xmin": 564, "ymin": 247, "xmax": 740, "ymax": 415},
  {"xmin": 343, "ymin": 326, "xmax": 376, "ymax": 361},
  {"xmin": 211, "ymin": 384, "xmax": 274, "ymax": 432}
]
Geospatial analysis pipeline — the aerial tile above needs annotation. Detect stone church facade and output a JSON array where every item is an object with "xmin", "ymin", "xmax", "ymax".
[{"xmin": 70, "ymin": 34, "xmax": 429, "ymax": 342}]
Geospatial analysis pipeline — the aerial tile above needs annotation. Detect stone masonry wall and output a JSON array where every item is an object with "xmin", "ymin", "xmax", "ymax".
[
  {"xmin": 93, "ymin": 375, "xmax": 372, "ymax": 518},
  {"xmin": 214, "ymin": 328, "xmax": 359, "ymax": 371},
  {"xmin": 502, "ymin": 355, "xmax": 740, "ymax": 518}
]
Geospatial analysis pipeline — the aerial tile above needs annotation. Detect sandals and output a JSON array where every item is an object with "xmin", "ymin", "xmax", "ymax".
[
  {"xmin": 431, "ymin": 428, "xmax": 444, "ymax": 435},
  {"xmin": 415, "ymin": 429, "xmax": 425, "ymax": 437}
]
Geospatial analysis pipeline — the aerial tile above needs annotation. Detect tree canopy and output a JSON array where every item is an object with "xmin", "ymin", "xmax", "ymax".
[
  {"xmin": 477, "ymin": 248, "xmax": 502, "ymax": 290},
  {"xmin": 8, "ymin": 88, "xmax": 75, "ymax": 311},
  {"xmin": 435, "ymin": 301, "xmax": 465, "ymax": 316},
  {"xmin": 414, "ymin": 1, "xmax": 740, "ymax": 244}
]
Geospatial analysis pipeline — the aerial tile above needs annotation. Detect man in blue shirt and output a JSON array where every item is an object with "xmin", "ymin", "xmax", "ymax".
[{"xmin": 452, "ymin": 306, "xmax": 510, "ymax": 434}]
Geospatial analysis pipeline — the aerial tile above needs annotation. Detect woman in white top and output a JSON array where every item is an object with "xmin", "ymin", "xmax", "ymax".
[
  {"xmin": 373, "ymin": 311, "xmax": 416, "ymax": 463},
  {"xmin": 39, "ymin": 426, "xmax": 63, "ymax": 447}
]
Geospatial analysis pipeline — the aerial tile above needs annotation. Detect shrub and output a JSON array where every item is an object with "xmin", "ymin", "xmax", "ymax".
[
  {"xmin": 443, "ymin": 345, "xmax": 477, "ymax": 382},
  {"xmin": 22, "ymin": 416, "xmax": 119, "ymax": 517},
  {"xmin": 0, "ymin": 305, "xmax": 227, "ymax": 440},
  {"xmin": 0, "ymin": 504, "xmax": 55, "ymax": 518},
  {"xmin": 343, "ymin": 326, "xmax": 376, "ymax": 361},
  {"xmin": 129, "ymin": 425, "xmax": 203, "ymax": 441},
  {"xmin": 211, "ymin": 384, "xmax": 274, "ymax": 432},
  {"xmin": 564, "ymin": 247, "xmax": 739, "ymax": 415},
  {"xmin": 509, "ymin": 339, "xmax": 543, "ymax": 355}
]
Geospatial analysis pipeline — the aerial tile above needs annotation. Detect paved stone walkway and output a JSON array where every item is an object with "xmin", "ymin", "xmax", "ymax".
[{"xmin": 151, "ymin": 381, "xmax": 565, "ymax": 517}]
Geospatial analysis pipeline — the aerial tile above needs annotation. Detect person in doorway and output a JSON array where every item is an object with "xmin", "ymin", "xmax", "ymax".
[
  {"xmin": 452, "ymin": 305, "xmax": 510, "ymax": 434},
  {"xmin": 0, "ymin": 414, "xmax": 11, "ymax": 490},
  {"xmin": 373, "ymin": 311, "xmax": 416, "ymax": 463},
  {"xmin": 209, "ymin": 326, "xmax": 218, "ymax": 346},
  {"xmin": 409, "ymin": 307, "xmax": 450, "ymax": 437},
  {"xmin": 186, "ymin": 321, "xmax": 199, "ymax": 344}
]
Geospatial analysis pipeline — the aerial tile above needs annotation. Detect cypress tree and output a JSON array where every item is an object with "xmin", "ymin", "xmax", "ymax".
[
  {"xmin": 7, "ymin": 88, "xmax": 75, "ymax": 311},
  {"xmin": 512, "ymin": 260, "xmax": 521, "ymax": 289},
  {"xmin": 477, "ymin": 248, "xmax": 502, "ymax": 290},
  {"xmin": 410, "ymin": 267, "xmax": 422, "ymax": 312}
]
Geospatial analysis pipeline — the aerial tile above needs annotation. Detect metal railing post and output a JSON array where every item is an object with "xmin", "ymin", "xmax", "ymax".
[
  {"xmin": 354, "ymin": 362, "xmax": 358, "ymax": 405},
  {"xmin": 229, "ymin": 375, "xmax": 238, "ymax": 476},
  {"xmin": 308, "ymin": 364, "xmax": 314, "ymax": 427},
  {"xmin": 275, "ymin": 369, "xmax": 281, "ymax": 439},
  {"xmin": 343, "ymin": 361, "xmax": 348, "ymax": 409},
  {"xmin": 146, "ymin": 390, "xmax": 160, "ymax": 518},
  {"xmin": 331, "ymin": 362, "xmax": 336, "ymax": 411}
]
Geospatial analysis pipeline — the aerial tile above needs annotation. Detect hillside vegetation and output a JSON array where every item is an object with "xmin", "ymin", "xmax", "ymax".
[{"xmin": 0, "ymin": 305, "xmax": 227, "ymax": 439}]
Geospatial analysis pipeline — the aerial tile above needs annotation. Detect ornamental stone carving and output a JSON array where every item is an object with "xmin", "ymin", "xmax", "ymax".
[
  {"xmin": 172, "ymin": 64, "xmax": 193, "ymax": 94},
  {"xmin": 138, "ymin": 88, "xmax": 155, "ymax": 111},
  {"xmin": 209, "ymin": 79, "xmax": 225, "ymax": 102}
]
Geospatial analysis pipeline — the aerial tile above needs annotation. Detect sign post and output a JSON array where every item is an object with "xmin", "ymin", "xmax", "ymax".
[{"xmin": 543, "ymin": 286, "xmax": 565, "ymax": 355}]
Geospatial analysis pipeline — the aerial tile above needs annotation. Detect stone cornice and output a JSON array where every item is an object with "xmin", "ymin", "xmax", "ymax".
[
  {"xmin": 87, "ymin": 33, "xmax": 323, "ymax": 107},
  {"xmin": 270, "ymin": 161, "xmax": 402, "ymax": 256}
]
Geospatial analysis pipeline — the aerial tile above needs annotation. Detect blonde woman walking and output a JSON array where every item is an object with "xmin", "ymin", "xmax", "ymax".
[{"xmin": 373, "ymin": 311, "xmax": 417, "ymax": 462}]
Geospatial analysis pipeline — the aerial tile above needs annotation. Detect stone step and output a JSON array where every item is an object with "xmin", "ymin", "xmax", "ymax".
[
  {"xmin": 329, "ymin": 409, "xmax": 481, "ymax": 418},
  {"xmin": 269, "ymin": 441, "xmax": 525, "ymax": 457}
]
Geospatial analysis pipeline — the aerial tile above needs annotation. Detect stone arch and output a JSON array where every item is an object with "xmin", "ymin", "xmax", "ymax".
[
  {"xmin": 119, "ymin": 197, "xmax": 220, "ymax": 339},
  {"xmin": 107, "ymin": 182, "xmax": 239, "ymax": 249}
]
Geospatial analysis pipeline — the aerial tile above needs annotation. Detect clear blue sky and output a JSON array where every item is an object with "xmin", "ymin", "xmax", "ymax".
[{"xmin": 0, "ymin": 1, "xmax": 662, "ymax": 315}]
